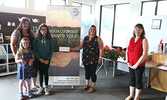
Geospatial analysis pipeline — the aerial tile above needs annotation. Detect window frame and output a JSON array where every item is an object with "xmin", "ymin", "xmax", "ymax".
[
  {"xmin": 1, "ymin": 0, "xmax": 27, "ymax": 8},
  {"xmin": 0, "ymin": 0, "xmax": 4, "ymax": 5},
  {"xmin": 99, "ymin": 3, "xmax": 129, "ymax": 47},
  {"xmin": 157, "ymin": 0, "xmax": 167, "ymax": 15},
  {"xmin": 141, "ymin": 0, "xmax": 167, "ymax": 16}
]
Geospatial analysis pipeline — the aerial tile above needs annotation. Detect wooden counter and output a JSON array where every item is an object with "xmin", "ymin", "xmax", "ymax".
[{"xmin": 149, "ymin": 53, "xmax": 167, "ymax": 93}]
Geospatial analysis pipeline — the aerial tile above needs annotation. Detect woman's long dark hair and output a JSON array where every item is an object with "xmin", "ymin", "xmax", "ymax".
[
  {"xmin": 133, "ymin": 23, "xmax": 145, "ymax": 38},
  {"xmin": 36, "ymin": 23, "xmax": 52, "ymax": 39},
  {"xmin": 16, "ymin": 17, "xmax": 34, "ymax": 37}
]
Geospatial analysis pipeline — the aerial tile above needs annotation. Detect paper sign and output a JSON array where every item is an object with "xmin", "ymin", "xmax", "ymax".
[{"xmin": 59, "ymin": 47, "xmax": 70, "ymax": 52}]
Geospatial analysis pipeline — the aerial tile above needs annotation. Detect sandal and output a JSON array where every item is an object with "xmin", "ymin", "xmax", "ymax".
[
  {"xmin": 32, "ymin": 85, "xmax": 40, "ymax": 90},
  {"xmin": 133, "ymin": 97, "xmax": 139, "ymax": 100},
  {"xmin": 83, "ymin": 85, "xmax": 89, "ymax": 91},
  {"xmin": 125, "ymin": 96, "xmax": 134, "ymax": 100},
  {"xmin": 24, "ymin": 89, "xmax": 27, "ymax": 94},
  {"xmin": 88, "ymin": 87, "xmax": 96, "ymax": 93}
]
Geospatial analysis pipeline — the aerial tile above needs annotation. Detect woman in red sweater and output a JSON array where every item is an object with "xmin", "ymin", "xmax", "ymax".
[{"xmin": 125, "ymin": 24, "xmax": 148, "ymax": 100}]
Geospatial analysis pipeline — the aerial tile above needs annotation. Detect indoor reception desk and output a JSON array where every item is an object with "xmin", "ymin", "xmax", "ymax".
[
  {"xmin": 148, "ymin": 53, "xmax": 167, "ymax": 93},
  {"xmin": 148, "ymin": 53, "xmax": 167, "ymax": 100}
]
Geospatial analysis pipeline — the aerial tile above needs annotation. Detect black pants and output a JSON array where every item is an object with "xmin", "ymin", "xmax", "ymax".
[
  {"xmin": 36, "ymin": 60, "xmax": 49, "ymax": 87},
  {"xmin": 32, "ymin": 60, "xmax": 38, "ymax": 77},
  {"xmin": 84, "ymin": 64, "xmax": 97, "ymax": 82},
  {"xmin": 129, "ymin": 66, "xmax": 145, "ymax": 89}
]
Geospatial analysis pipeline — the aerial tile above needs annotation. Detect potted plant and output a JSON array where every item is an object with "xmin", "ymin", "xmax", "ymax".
[{"xmin": 103, "ymin": 45, "xmax": 122, "ymax": 60}]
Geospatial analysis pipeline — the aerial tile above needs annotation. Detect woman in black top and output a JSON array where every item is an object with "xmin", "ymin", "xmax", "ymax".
[{"xmin": 70, "ymin": 25, "xmax": 103, "ymax": 93}]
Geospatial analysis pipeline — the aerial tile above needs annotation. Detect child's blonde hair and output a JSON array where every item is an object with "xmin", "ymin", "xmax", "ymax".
[{"xmin": 17, "ymin": 37, "xmax": 31, "ymax": 58}]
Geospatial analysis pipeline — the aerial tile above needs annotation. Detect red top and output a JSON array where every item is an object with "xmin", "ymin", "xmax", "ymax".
[{"xmin": 128, "ymin": 37, "xmax": 146, "ymax": 67}]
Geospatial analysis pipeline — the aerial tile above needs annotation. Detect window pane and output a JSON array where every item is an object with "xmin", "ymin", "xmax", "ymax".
[
  {"xmin": 81, "ymin": 4, "xmax": 93, "ymax": 39},
  {"xmin": 142, "ymin": 2, "xmax": 156, "ymax": 16},
  {"xmin": 0, "ymin": 0, "xmax": 2, "ymax": 5},
  {"xmin": 157, "ymin": 1, "xmax": 167, "ymax": 15},
  {"xmin": 72, "ymin": 2, "xmax": 81, "ymax": 6},
  {"xmin": 35, "ymin": 0, "xmax": 50, "ymax": 11},
  {"xmin": 51, "ymin": 0, "xmax": 65, "ymax": 5},
  {"xmin": 4, "ymin": 0, "xmax": 25, "ymax": 8},
  {"xmin": 100, "ymin": 5, "xmax": 114, "ymax": 47},
  {"xmin": 82, "ymin": 5, "xmax": 92, "ymax": 14},
  {"xmin": 113, "ymin": 4, "xmax": 129, "ymax": 48}
]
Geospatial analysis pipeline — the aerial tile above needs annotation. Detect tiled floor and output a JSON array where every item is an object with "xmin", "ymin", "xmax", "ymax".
[{"xmin": 0, "ymin": 66, "xmax": 166, "ymax": 100}]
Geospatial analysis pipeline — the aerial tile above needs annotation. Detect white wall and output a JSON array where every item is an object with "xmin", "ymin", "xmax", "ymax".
[
  {"xmin": 94, "ymin": 0, "xmax": 167, "ymax": 53},
  {"xmin": 137, "ymin": 16, "xmax": 167, "ymax": 53}
]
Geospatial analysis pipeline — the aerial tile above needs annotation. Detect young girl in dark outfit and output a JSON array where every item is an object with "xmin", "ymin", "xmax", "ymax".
[{"xmin": 33, "ymin": 23, "xmax": 54, "ymax": 95}]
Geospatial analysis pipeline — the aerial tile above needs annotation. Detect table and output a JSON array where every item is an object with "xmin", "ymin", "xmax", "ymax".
[
  {"xmin": 96, "ymin": 57, "xmax": 126, "ymax": 77},
  {"xmin": 96, "ymin": 57, "xmax": 151, "ymax": 88},
  {"xmin": 149, "ymin": 65, "xmax": 167, "ymax": 93}
]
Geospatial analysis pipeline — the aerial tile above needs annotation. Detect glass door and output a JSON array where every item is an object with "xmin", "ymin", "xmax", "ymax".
[
  {"xmin": 113, "ymin": 4, "xmax": 129, "ymax": 48},
  {"xmin": 100, "ymin": 5, "xmax": 114, "ymax": 47},
  {"xmin": 100, "ymin": 4, "xmax": 129, "ymax": 48}
]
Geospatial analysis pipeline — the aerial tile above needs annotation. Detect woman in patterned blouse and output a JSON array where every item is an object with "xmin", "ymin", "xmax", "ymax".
[{"xmin": 70, "ymin": 25, "xmax": 103, "ymax": 93}]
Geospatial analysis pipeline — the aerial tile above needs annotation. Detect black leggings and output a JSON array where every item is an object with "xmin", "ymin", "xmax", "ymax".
[
  {"xmin": 36, "ymin": 60, "xmax": 49, "ymax": 87},
  {"xmin": 84, "ymin": 64, "xmax": 97, "ymax": 82},
  {"xmin": 129, "ymin": 66, "xmax": 145, "ymax": 89},
  {"xmin": 32, "ymin": 60, "xmax": 38, "ymax": 77}
]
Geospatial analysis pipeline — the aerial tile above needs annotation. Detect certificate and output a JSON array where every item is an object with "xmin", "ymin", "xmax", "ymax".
[{"xmin": 59, "ymin": 46, "xmax": 70, "ymax": 52}]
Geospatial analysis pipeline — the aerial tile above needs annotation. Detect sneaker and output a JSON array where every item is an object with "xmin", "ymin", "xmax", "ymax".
[
  {"xmin": 19, "ymin": 93, "xmax": 24, "ymax": 100},
  {"xmin": 44, "ymin": 87, "xmax": 50, "ymax": 95},
  {"xmin": 37, "ymin": 87, "xmax": 43, "ymax": 95},
  {"xmin": 28, "ymin": 91, "xmax": 33, "ymax": 98}
]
